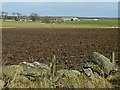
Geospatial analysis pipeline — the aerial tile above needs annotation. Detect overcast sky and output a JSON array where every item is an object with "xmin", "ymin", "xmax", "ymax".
[
  {"xmin": 1, "ymin": 0, "xmax": 119, "ymax": 17},
  {"xmin": 1, "ymin": 0, "xmax": 120, "ymax": 2},
  {"xmin": 2, "ymin": 2, "xmax": 118, "ymax": 17}
]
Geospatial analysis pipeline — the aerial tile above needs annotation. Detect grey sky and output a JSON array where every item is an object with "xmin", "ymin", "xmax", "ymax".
[
  {"xmin": 2, "ymin": 2, "xmax": 118, "ymax": 17},
  {"xmin": 1, "ymin": 0, "xmax": 119, "ymax": 2}
]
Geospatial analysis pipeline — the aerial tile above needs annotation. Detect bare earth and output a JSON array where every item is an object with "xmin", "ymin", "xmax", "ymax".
[{"xmin": 2, "ymin": 28, "xmax": 119, "ymax": 70}]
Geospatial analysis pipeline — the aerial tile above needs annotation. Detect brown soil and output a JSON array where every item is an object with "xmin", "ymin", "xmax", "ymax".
[{"xmin": 2, "ymin": 28, "xmax": 119, "ymax": 70}]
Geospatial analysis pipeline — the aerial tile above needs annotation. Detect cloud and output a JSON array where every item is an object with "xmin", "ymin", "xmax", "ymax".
[{"xmin": 1, "ymin": 0, "xmax": 119, "ymax": 2}]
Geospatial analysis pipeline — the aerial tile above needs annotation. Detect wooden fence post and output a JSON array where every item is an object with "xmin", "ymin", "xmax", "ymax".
[{"xmin": 112, "ymin": 52, "xmax": 115, "ymax": 68}]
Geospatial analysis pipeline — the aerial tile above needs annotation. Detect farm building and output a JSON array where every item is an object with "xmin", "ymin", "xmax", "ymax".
[
  {"xmin": 61, "ymin": 17, "xmax": 79, "ymax": 21},
  {"xmin": 71, "ymin": 17, "xmax": 79, "ymax": 21},
  {"xmin": 39, "ymin": 16, "xmax": 64, "ymax": 23},
  {"xmin": 39, "ymin": 16, "xmax": 80, "ymax": 23}
]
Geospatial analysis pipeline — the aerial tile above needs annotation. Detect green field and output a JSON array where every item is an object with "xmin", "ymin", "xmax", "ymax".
[{"xmin": 1, "ymin": 19, "xmax": 118, "ymax": 28}]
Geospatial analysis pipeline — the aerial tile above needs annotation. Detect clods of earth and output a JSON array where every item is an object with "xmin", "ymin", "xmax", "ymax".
[{"xmin": 2, "ymin": 28, "xmax": 119, "ymax": 70}]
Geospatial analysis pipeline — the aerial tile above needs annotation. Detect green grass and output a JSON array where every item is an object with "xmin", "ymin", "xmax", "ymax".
[{"xmin": 1, "ymin": 19, "xmax": 118, "ymax": 28}]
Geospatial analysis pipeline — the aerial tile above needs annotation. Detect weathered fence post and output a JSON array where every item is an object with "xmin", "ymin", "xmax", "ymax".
[
  {"xmin": 50, "ymin": 55, "xmax": 56, "ymax": 77},
  {"xmin": 50, "ymin": 55, "xmax": 56, "ymax": 88},
  {"xmin": 112, "ymin": 52, "xmax": 115, "ymax": 68}
]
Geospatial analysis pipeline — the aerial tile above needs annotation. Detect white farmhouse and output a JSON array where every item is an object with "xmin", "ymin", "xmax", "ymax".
[
  {"xmin": 71, "ymin": 17, "xmax": 79, "ymax": 21},
  {"xmin": 62, "ymin": 17, "xmax": 79, "ymax": 21}
]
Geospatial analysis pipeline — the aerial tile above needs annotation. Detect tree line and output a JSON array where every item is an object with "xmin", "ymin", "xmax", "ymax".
[
  {"xmin": 0, "ymin": 11, "xmax": 64, "ymax": 24},
  {"xmin": 0, "ymin": 11, "xmax": 40, "ymax": 21}
]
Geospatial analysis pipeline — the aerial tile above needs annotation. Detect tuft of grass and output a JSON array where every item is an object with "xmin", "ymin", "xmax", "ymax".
[
  {"xmin": 107, "ymin": 72, "xmax": 120, "ymax": 88},
  {"xmin": 56, "ymin": 73, "xmax": 90, "ymax": 88},
  {"xmin": 55, "ymin": 72, "xmax": 112, "ymax": 88},
  {"xmin": 91, "ymin": 75, "xmax": 112, "ymax": 88}
]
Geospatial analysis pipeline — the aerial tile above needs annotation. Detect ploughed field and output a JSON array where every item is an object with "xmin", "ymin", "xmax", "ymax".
[{"xmin": 2, "ymin": 28, "xmax": 119, "ymax": 70}]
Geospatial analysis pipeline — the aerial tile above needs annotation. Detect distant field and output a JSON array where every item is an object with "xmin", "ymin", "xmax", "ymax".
[{"xmin": 1, "ymin": 19, "xmax": 118, "ymax": 28}]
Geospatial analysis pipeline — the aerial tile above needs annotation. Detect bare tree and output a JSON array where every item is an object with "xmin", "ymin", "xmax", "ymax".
[
  {"xmin": 42, "ymin": 16, "xmax": 51, "ymax": 23},
  {"xmin": 12, "ymin": 12, "xmax": 16, "ymax": 20},
  {"xmin": 12, "ymin": 12, "xmax": 22, "ymax": 21},
  {"xmin": 16, "ymin": 12, "xmax": 22, "ymax": 21},
  {"xmin": 30, "ymin": 13, "xmax": 39, "ymax": 21},
  {"xmin": 4, "ymin": 12, "xmax": 8, "ymax": 20},
  {"xmin": 0, "ymin": 11, "xmax": 8, "ymax": 20},
  {"xmin": 0, "ymin": 11, "xmax": 4, "ymax": 19}
]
